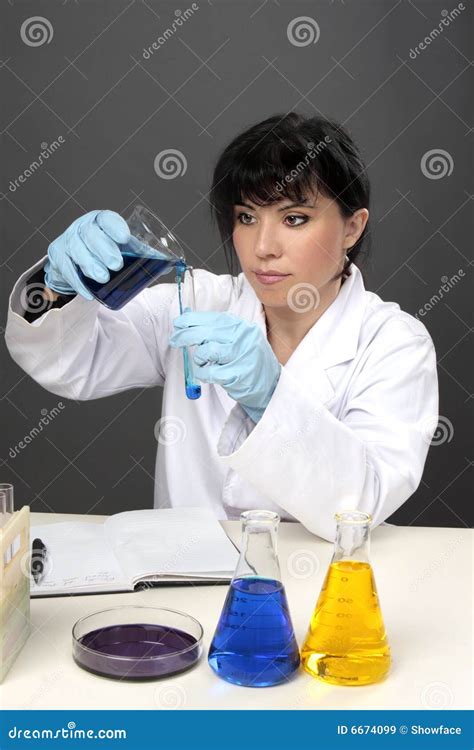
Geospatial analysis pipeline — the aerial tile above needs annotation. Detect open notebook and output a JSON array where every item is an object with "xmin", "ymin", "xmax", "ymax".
[{"xmin": 30, "ymin": 508, "xmax": 240, "ymax": 597}]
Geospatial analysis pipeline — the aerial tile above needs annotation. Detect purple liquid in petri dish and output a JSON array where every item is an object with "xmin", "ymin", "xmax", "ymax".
[{"xmin": 74, "ymin": 622, "xmax": 201, "ymax": 680}]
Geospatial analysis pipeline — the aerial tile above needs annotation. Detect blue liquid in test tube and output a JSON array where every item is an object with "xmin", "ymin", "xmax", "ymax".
[{"xmin": 176, "ymin": 261, "xmax": 201, "ymax": 401}]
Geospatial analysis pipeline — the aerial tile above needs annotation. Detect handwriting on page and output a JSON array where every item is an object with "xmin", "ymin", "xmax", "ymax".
[
  {"xmin": 84, "ymin": 571, "xmax": 117, "ymax": 583},
  {"xmin": 29, "ymin": 521, "xmax": 129, "ymax": 592},
  {"xmin": 32, "ymin": 571, "xmax": 119, "ymax": 589}
]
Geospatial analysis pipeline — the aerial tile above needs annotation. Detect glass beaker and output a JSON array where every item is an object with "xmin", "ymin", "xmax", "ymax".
[
  {"xmin": 77, "ymin": 205, "xmax": 201, "ymax": 400},
  {"xmin": 208, "ymin": 510, "xmax": 300, "ymax": 687},
  {"xmin": 301, "ymin": 510, "xmax": 391, "ymax": 686},
  {"xmin": 76, "ymin": 204, "xmax": 187, "ymax": 311}
]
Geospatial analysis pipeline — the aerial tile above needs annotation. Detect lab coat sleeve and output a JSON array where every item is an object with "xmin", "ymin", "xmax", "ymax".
[
  {"xmin": 216, "ymin": 321, "xmax": 439, "ymax": 541},
  {"xmin": 4, "ymin": 255, "xmax": 177, "ymax": 400}
]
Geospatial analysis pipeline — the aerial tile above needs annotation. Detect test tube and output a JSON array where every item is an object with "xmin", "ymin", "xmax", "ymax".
[
  {"xmin": 176, "ymin": 264, "xmax": 201, "ymax": 400},
  {"xmin": 0, "ymin": 483, "xmax": 14, "ymax": 564}
]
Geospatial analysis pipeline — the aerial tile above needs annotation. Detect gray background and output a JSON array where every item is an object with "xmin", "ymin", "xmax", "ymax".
[{"xmin": 1, "ymin": 0, "xmax": 472, "ymax": 528}]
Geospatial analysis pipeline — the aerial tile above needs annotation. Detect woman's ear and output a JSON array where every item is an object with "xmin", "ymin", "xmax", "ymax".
[{"xmin": 343, "ymin": 208, "xmax": 369, "ymax": 251}]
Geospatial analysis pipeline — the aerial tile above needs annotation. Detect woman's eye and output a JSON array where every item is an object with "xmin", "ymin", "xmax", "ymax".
[
  {"xmin": 285, "ymin": 214, "xmax": 308, "ymax": 226},
  {"xmin": 235, "ymin": 212, "xmax": 308, "ymax": 226},
  {"xmin": 236, "ymin": 212, "xmax": 255, "ymax": 225}
]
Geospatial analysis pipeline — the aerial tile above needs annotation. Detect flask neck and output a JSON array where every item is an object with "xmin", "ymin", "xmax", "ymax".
[
  {"xmin": 332, "ymin": 511, "xmax": 371, "ymax": 563},
  {"xmin": 233, "ymin": 511, "xmax": 281, "ymax": 582}
]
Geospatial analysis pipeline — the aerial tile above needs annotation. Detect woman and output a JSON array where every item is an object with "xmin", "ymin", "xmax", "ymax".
[{"xmin": 5, "ymin": 112, "xmax": 439, "ymax": 541}]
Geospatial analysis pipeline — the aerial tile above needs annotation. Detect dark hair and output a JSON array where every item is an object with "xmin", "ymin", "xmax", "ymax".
[{"xmin": 209, "ymin": 112, "xmax": 371, "ymax": 280}]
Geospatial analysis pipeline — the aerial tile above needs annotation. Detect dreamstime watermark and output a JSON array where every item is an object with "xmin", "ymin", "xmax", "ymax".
[
  {"xmin": 162, "ymin": 533, "xmax": 199, "ymax": 572},
  {"xmin": 142, "ymin": 4, "xmax": 199, "ymax": 59},
  {"xmin": 136, "ymin": 533, "xmax": 199, "ymax": 590},
  {"xmin": 415, "ymin": 269, "xmax": 465, "ymax": 318},
  {"xmin": 19, "ymin": 280, "xmax": 57, "ymax": 315},
  {"xmin": 154, "ymin": 148, "xmax": 187, "ymax": 179},
  {"xmin": 20, "ymin": 542, "xmax": 54, "ymax": 584},
  {"xmin": 154, "ymin": 416, "xmax": 187, "ymax": 446},
  {"xmin": 8, "ymin": 723, "xmax": 127, "ymax": 740},
  {"xmin": 21, "ymin": 670, "xmax": 65, "ymax": 709},
  {"xmin": 143, "ymin": 298, "xmax": 174, "ymax": 326},
  {"xmin": 278, "ymin": 413, "xmax": 321, "ymax": 458},
  {"xmin": 287, "ymin": 549, "xmax": 321, "ymax": 579},
  {"xmin": 420, "ymin": 681, "xmax": 455, "ymax": 709},
  {"xmin": 8, "ymin": 137, "xmax": 66, "ymax": 192},
  {"xmin": 287, "ymin": 282, "xmax": 321, "ymax": 313},
  {"xmin": 410, "ymin": 534, "xmax": 463, "ymax": 592},
  {"xmin": 420, "ymin": 415, "xmax": 454, "ymax": 446},
  {"xmin": 154, "ymin": 683, "xmax": 187, "ymax": 709},
  {"xmin": 8, "ymin": 404, "xmax": 66, "ymax": 460},
  {"xmin": 287, "ymin": 16, "xmax": 320, "ymax": 47},
  {"xmin": 20, "ymin": 16, "xmax": 54, "ymax": 47},
  {"xmin": 275, "ymin": 137, "xmax": 332, "ymax": 193},
  {"xmin": 420, "ymin": 149, "xmax": 454, "ymax": 180},
  {"xmin": 409, "ymin": 4, "xmax": 465, "ymax": 59},
  {"xmin": 288, "ymin": 680, "xmax": 321, "ymax": 710}
]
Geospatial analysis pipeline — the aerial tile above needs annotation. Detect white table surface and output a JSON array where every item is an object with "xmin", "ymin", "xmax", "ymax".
[{"xmin": 1, "ymin": 513, "xmax": 472, "ymax": 710}]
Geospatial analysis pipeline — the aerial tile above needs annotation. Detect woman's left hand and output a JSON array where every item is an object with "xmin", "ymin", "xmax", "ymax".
[{"xmin": 169, "ymin": 311, "xmax": 281, "ymax": 422}]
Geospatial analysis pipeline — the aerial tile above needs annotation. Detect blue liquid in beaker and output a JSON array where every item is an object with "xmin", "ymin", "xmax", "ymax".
[
  {"xmin": 208, "ymin": 576, "xmax": 300, "ymax": 687},
  {"xmin": 77, "ymin": 239, "xmax": 179, "ymax": 311},
  {"xmin": 77, "ymin": 242, "xmax": 202, "ymax": 401}
]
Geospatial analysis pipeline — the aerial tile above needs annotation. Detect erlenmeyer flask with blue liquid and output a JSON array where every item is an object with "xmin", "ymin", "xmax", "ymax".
[
  {"xmin": 208, "ymin": 510, "xmax": 300, "ymax": 687},
  {"xmin": 75, "ymin": 204, "xmax": 201, "ymax": 400}
]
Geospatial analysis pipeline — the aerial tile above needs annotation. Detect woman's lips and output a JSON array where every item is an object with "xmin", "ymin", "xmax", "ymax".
[{"xmin": 254, "ymin": 272, "xmax": 290, "ymax": 285}]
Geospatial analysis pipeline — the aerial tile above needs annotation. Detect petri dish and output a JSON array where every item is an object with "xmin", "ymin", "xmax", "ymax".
[{"xmin": 72, "ymin": 605, "xmax": 203, "ymax": 680}]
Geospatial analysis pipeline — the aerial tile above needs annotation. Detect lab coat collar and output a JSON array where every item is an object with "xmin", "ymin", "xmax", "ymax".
[
  {"xmin": 240, "ymin": 263, "xmax": 368, "ymax": 370},
  {"xmin": 214, "ymin": 265, "xmax": 367, "ymax": 414}
]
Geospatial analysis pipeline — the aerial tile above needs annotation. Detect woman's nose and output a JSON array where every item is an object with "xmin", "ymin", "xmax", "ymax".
[{"xmin": 254, "ymin": 224, "xmax": 283, "ymax": 258}]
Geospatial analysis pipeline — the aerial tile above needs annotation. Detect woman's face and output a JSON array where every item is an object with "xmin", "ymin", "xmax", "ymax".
[{"xmin": 232, "ymin": 191, "xmax": 368, "ymax": 309}]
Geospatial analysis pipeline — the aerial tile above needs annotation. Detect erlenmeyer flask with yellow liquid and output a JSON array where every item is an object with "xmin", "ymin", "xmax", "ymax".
[{"xmin": 301, "ymin": 510, "xmax": 391, "ymax": 686}]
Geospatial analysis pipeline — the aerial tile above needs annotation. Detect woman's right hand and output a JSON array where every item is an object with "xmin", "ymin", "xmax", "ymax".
[{"xmin": 44, "ymin": 210, "xmax": 130, "ymax": 300}]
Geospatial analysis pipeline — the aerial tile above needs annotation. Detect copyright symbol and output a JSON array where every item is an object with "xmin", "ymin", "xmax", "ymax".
[{"xmin": 399, "ymin": 725, "xmax": 408, "ymax": 734}]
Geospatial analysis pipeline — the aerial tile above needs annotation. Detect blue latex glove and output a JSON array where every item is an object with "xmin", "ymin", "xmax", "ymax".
[
  {"xmin": 170, "ymin": 311, "xmax": 281, "ymax": 422},
  {"xmin": 44, "ymin": 210, "xmax": 130, "ymax": 300}
]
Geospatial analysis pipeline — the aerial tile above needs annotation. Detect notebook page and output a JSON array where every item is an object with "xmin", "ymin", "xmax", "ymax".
[
  {"xmin": 104, "ymin": 508, "xmax": 239, "ymax": 584},
  {"xmin": 30, "ymin": 521, "xmax": 129, "ymax": 594}
]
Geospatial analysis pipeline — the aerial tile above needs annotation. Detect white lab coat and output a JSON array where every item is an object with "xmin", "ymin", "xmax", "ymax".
[{"xmin": 5, "ymin": 255, "xmax": 438, "ymax": 541}]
